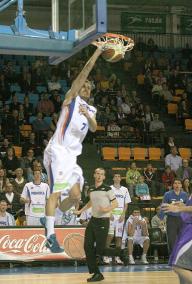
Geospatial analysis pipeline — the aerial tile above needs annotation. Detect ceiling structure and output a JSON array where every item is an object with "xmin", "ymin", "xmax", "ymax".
[{"xmin": 5, "ymin": 0, "xmax": 192, "ymax": 8}]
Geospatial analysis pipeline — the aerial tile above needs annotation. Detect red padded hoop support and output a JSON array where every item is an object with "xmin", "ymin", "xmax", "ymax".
[{"xmin": 103, "ymin": 33, "xmax": 132, "ymax": 42}]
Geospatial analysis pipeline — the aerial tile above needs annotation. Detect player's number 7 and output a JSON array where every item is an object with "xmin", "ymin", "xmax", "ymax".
[{"xmin": 81, "ymin": 123, "xmax": 87, "ymax": 131}]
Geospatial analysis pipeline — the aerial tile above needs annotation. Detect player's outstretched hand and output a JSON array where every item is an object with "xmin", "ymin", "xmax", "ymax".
[
  {"xmin": 161, "ymin": 203, "xmax": 181, "ymax": 213},
  {"xmin": 92, "ymin": 36, "xmax": 109, "ymax": 51},
  {"xmin": 79, "ymin": 104, "xmax": 89, "ymax": 118}
]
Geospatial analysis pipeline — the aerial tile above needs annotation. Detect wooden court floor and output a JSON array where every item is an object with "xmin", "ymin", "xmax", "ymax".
[{"xmin": 0, "ymin": 271, "xmax": 179, "ymax": 284}]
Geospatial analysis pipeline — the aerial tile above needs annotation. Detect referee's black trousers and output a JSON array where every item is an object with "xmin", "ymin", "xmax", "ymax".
[
  {"xmin": 166, "ymin": 215, "xmax": 182, "ymax": 253},
  {"xmin": 84, "ymin": 217, "xmax": 122, "ymax": 274}
]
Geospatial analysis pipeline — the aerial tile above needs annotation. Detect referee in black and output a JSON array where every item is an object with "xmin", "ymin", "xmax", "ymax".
[{"xmin": 76, "ymin": 168, "xmax": 126, "ymax": 282}]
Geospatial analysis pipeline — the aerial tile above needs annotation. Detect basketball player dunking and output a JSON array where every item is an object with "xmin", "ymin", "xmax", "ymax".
[{"xmin": 41, "ymin": 43, "xmax": 107, "ymax": 253}]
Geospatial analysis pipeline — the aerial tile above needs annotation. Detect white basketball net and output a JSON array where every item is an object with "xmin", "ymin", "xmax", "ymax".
[{"xmin": 97, "ymin": 34, "xmax": 135, "ymax": 56}]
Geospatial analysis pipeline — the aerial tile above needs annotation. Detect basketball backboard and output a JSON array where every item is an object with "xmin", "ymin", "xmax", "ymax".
[
  {"xmin": 0, "ymin": 0, "xmax": 107, "ymax": 64},
  {"xmin": 49, "ymin": 0, "xmax": 107, "ymax": 64}
]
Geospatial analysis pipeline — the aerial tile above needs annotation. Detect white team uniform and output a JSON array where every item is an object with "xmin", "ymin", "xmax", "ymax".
[
  {"xmin": 21, "ymin": 182, "xmax": 50, "ymax": 226},
  {"xmin": 80, "ymin": 207, "xmax": 92, "ymax": 223},
  {"xmin": 44, "ymin": 96, "xmax": 96, "ymax": 193},
  {"xmin": 108, "ymin": 185, "xmax": 131, "ymax": 237},
  {"xmin": 122, "ymin": 215, "xmax": 149, "ymax": 247},
  {"xmin": 55, "ymin": 191, "xmax": 79, "ymax": 225}
]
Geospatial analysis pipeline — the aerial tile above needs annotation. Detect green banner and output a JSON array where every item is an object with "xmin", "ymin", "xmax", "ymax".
[
  {"xmin": 180, "ymin": 16, "xmax": 192, "ymax": 35},
  {"xmin": 121, "ymin": 13, "xmax": 166, "ymax": 33}
]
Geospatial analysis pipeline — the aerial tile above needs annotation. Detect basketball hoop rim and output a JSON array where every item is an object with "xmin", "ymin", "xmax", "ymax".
[{"xmin": 103, "ymin": 33, "xmax": 133, "ymax": 42}]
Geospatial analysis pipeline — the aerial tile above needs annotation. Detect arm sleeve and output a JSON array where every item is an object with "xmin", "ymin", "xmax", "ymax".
[
  {"xmin": 125, "ymin": 189, "xmax": 132, "ymax": 204},
  {"xmin": 108, "ymin": 189, "xmax": 116, "ymax": 201},
  {"xmin": 21, "ymin": 185, "xmax": 28, "ymax": 200},
  {"xmin": 165, "ymin": 155, "xmax": 170, "ymax": 166}
]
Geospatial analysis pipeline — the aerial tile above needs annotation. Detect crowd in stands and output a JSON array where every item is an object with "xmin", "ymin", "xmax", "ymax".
[{"xmin": 0, "ymin": 38, "xmax": 191, "ymax": 263}]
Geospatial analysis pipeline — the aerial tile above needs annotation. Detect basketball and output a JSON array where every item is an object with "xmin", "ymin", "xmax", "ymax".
[
  {"xmin": 63, "ymin": 233, "xmax": 85, "ymax": 259},
  {"xmin": 102, "ymin": 47, "xmax": 124, "ymax": 63}
]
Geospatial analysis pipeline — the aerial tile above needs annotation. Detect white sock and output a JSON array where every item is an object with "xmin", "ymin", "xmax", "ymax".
[
  {"xmin": 142, "ymin": 253, "xmax": 146, "ymax": 257},
  {"xmin": 46, "ymin": 216, "xmax": 55, "ymax": 238}
]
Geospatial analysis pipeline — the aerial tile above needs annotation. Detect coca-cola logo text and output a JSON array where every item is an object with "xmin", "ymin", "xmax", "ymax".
[{"xmin": 0, "ymin": 234, "xmax": 47, "ymax": 254}]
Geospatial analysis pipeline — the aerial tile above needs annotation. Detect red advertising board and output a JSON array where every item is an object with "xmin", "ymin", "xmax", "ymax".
[{"xmin": 0, "ymin": 227, "xmax": 85, "ymax": 261}]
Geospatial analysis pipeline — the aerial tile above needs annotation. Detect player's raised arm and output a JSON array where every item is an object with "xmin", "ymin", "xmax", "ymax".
[{"xmin": 63, "ymin": 47, "xmax": 102, "ymax": 105}]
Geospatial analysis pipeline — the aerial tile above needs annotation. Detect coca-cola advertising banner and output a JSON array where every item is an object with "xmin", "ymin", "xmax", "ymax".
[{"xmin": 0, "ymin": 227, "xmax": 85, "ymax": 261}]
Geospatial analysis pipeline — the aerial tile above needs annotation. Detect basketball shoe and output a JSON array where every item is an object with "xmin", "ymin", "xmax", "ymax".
[
  {"xmin": 141, "ymin": 254, "xmax": 149, "ymax": 264},
  {"xmin": 87, "ymin": 273, "xmax": 104, "ymax": 282},
  {"xmin": 129, "ymin": 255, "xmax": 135, "ymax": 264},
  {"xmin": 115, "ymin": 256, "xmax": 123, "ymax": 265},
  {"xmin": 46, "ymin": 234, "xmax": 64, "ymax": 253}
]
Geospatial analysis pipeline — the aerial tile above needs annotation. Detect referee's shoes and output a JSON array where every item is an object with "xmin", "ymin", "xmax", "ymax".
[{"xmin": 87, "ymin": 273, "xmax": 104, "ymax": 282}]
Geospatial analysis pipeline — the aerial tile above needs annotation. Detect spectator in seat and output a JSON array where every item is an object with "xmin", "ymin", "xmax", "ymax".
[
  {"xmin": 149, "ymin": 113, "xmax": 165, "ymax": 144},
  {"xmin": 9, "ymin": 94, "xmax": 20, "ymax": 112},
  {"xmin": 176, "ymin": 159, "xmax": 192, "ymax": 181},
  {"xmin": 23, "ymin": 132, "xmax": 41, "ymax": 156},
  {"xmin": 27, "ymin": 160, "xmax": 48, "ymax": 183},
  {"xmin": 0, "ymin": 200, "xmax": 15, "ymax": 226},
  {"xmin": 143, "ymin": 163, "xmax": 157, "ymax": 191},
  {"xmin": 162, "ymin": 83, "xmax": 173, "ymax": 103},
  {"xmin": 126, "ymin": 162, "xmax": 141, "ymax": 198},
  {"xmin": 3, "ymin": 147, "xmax": 20, "ymax": 178},
  {"xmin": 23, "ymin": 96, "xmax": 33, "ymax": 120},
  {"xmin": 123, "ymin": 208, "xmax": 150, "ymax": 264},
  {"xmin": 48, "ymin": 75, "xmax": 61, "ymax": 92},
  {"xmin": 50, "ymin": 92, "xmax": 62, "ymax": 113},
  {"xmin": 6, "ymin": 109, "xmax": 21, "ymax": 143},
  {"xmin": 165, "ymin": 146, "xmax": 182, "ymax": 173},
  {"xmin": 32, "ymin": 112, "xmax": 50, "ymax": 135},
  {"xmin": 12, "ymin": 168, "xmax": 26, "ymax": 197},
  {"xmin": 135, "ymin": 175, "xmax": 151, "ymax": 201},
  {"xmin": 128, "ymin": 107, "xmax": 137, "ymax": 128},
  {"xmin": 121, "ymin": 97, "xmax": 131, "ymax": 116},
  {"xmin": 116, "ymin": 106, "xmax": 127, "ymax": 126},
  {"xmin": 15, "ymin": 209, "xmax": 26, "ymax": 226},
  {"xmin": 164, "ymin": 136, "xmax": 176, "ymax": 156},
  {"xmin": 162, "ymin": 165, "xmax": 175, "ymax": 191},
  {"xmin": 152, "ymin": 79, "xmax": 163, "ymax": 102},
  {"xmin": 143, "ymin": 105, "xmax": 154, "ymax": 131},
  {"xmin": 18, "ymin": 104, "xmax": 26, "ymax": 125},
  {"xmin": 37, "ymin": 93, "xmax": 55, "ymax": 116},
  {"xmin": 0, "ymin": 168, "xmax": 9, "ymax": 193},
  {"xmin": 177, "ymin": 99, "xmax": 190, "ymax": 122},
  {"xmin": 21, "ymin": 71, "xmax": 34, "ymax": 93},
  {"xmin": 151, "ymin": 206, "xmax": 166, "ymax": 234},
  {"xmin": 21, "ymin": 148, "xmax": 35, "ymax": 177},
  {"xmin": 0, "ymin": 138, "xmax": 10, "ymax": 157},
  {"xmin": 0, "ymin": 182, "xmax": 22, "ymax": 216},
  {"xmin": 182, "ymin": 178, "xmax": 191, "ymax": 195},
  {"xmin": 50, "ymin": 112, "xmax": 58, "ymax": 132},
  {"xmin": 43, "ymin": 130, "xmax": 54, "ymax": 148}
]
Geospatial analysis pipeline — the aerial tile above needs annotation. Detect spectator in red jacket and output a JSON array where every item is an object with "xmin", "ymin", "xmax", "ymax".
[{"xmin": 162, "ymin": 165, "xmax": 175, "ymax": 191}]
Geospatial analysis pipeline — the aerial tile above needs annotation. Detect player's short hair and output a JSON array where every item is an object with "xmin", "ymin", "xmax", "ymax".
[{"xmin": 94, "ymin": 167, "xmax": 106, "ymax": 174}]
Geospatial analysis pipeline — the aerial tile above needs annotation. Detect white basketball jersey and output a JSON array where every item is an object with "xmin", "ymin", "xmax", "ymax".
[
  {"xmin": 21, "ymin": 182, "xmax": 50, "ymax": 217},
  {"xmin": 52, "ymin": 96, "xmax": 96, "ymax": 156},
  {"xmin": 111, "ymin": 185, "xmax": 131, "ymax": 208}
]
